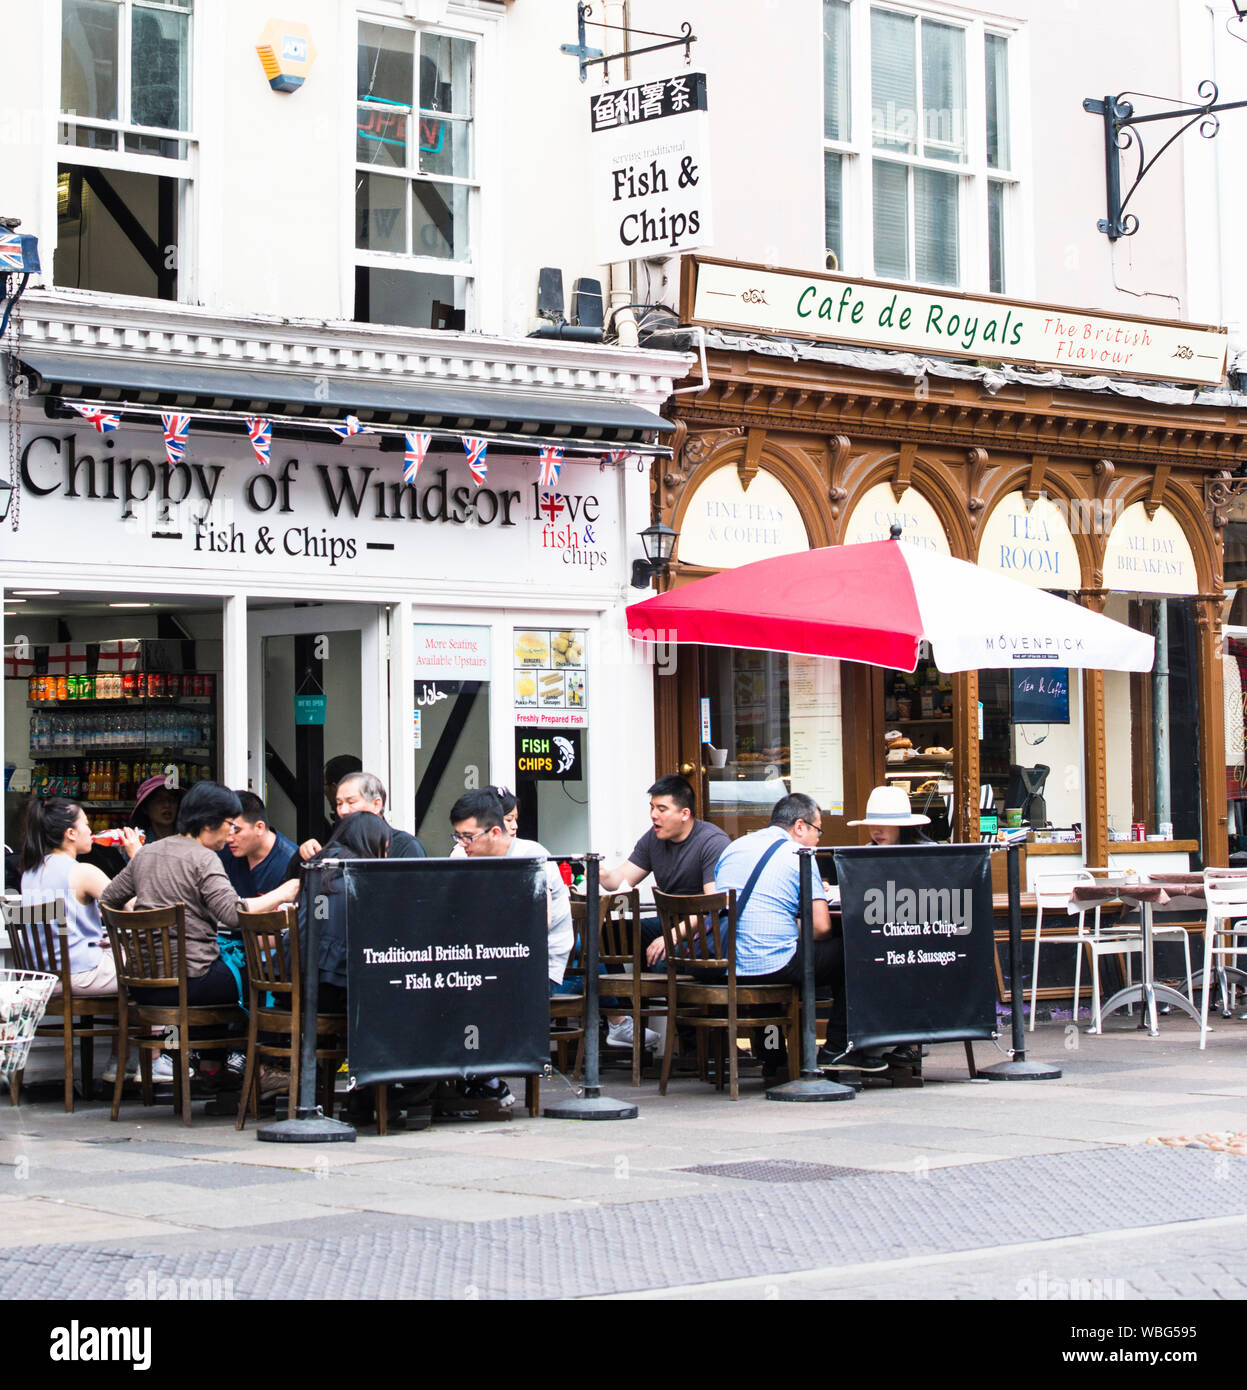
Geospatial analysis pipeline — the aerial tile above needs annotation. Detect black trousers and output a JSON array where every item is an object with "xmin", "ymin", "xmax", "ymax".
[
  {"xmin": 744, "ymin": 937, "xmax": 847, "ymax": 1063},
  {"xmin": 132, "ymin": 955, "xmax": 244, "ymax": 1059}
]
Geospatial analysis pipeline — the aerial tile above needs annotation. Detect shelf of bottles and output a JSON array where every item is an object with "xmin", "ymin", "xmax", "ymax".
[{"xmin": 24, "ymin": 671, "xmax": 217, "ymax": 831}]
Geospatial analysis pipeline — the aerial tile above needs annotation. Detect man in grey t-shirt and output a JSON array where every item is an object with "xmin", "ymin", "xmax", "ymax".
[{"xmin": 599, "ymin": 775, "xmax": 730, "ymax": 965}]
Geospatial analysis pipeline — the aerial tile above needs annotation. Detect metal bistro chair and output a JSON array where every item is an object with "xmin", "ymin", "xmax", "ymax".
[
  {"xmin": 233, "ymin": 905, "xmax": 347, "ymax": 1129},
  {"xmin": 1029, "ymin": 870, "xmax": 1144, "ymax": 1034},
  {"xmin": 102, "ymin": 903, "xmax": 246, "ymax": 1127},
  {"xmin": 4, "ymin": 896, "xmax": 119, "ymax": 1112},
  {"xmin": 652, "ymin": 889, "xmax": 799, "ymax": 1101},
  {"xmin": 1199, "ymin": 869, "xmax": 1247, "ymax": 1049},
  {"xmin": 1086, "ymin": 865, "xmax": 1194, "ymax": 1006}
]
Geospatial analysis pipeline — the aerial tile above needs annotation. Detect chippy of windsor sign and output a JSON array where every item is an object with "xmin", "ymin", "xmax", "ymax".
[{"xmin": 689, "ymin": 257, "xmax": 1227, "ymax": 387}]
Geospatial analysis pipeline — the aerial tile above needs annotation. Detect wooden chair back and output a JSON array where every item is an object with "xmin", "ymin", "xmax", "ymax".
[
  {"xmin": 235, "ymin": 905, "xmax": 299, "ymax": 1009},
  {"xmin": 598, "ymin": 890, "xmax": 643, "ymax": 970},
  {"xmin": 652, "ymin": 889, "xmax": 736, "ymax": 979},
  {"xmin": 101, "ymin": 904, "xmax": 186, "ymax": 998},
  {"xmin": 6, "ymin": 899, "xmax": 72, "ymax": 991}
]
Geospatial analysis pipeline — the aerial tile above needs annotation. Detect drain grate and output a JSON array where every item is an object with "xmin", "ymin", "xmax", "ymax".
[{"xmin": 679, "ymin": 1159, "xmax": 869, "ymax": 1183}]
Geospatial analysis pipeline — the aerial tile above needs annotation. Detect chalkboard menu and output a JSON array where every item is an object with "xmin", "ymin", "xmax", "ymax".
[
  {"xmin": 834, "ymin": 844, "xmax": 996, "ymax": 1051},
  {"xmin": 341, "ymin": 858, "xmax": 549, "ymax": 1087},
  {"xmin": 1011, "ymin": 667, "xmax": 1070, "ymax": 724}
]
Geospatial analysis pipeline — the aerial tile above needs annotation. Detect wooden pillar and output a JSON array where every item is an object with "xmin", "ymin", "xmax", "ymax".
[
  {"xmin": 953, "ymin": 669, "xmax": 979, "ymax": 841},
  {"xmin": 1079, "ymin": 591, "xmax": 1109, "ymax": 869},
  {"xmin": 1194, "ymin": 594, "xmax": 1227, "ymax": 869}
]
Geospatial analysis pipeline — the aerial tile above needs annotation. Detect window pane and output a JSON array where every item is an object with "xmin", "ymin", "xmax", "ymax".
[
  {"xmin": 131, "ymin": 5, "xmax": 190, "ymax": 130},
  {"xmin": 419, "ymin": 113, "xmax": 472, "ymax": 179},
  {"xmin": 62, "ymin": 0, "xmax": 119, "ymax": 121},
  {"xmin": 871, "ymin": 8, "xmax": 915, "ymax": 153},
  {"xmin": 355, "ymin": 265, "xmax": 468, "ymax": 330},
  {"xmin": 823, "ymin": 0, "xmax": 851, "ymax": 141},
  {"xmin": 356, "ymin": 172, "xmax": 407, "ymax": 252},
  {"xmin": 420, "ymin": 34, "xmax": 473, "ymax": 117},
  {"xmin": 824, "ymin": 150, "xmax": 843, "ymax": 269},
  {"xmin": 412, "ymin": 179, "xmax": 470, "ymax": 260},
  {"xmin": 359, "ymin": 22, "xmax": 413, "ymax": 107},
  {"xmin": 988, "ymin": 179, "xmax": 1005, "ymax": 293},
  {"xmin": 873, "ymin": 159, "xmax": 909, "ymax": 280},
  {"xmin": 358, "ymin": 101, "xmax": 409, "ymax": 169},
  {"xmin": 921, "ymin": 20, "xmax": 966, "ymax": 163},
  {"xmin": 986, "ymin": 33, "xmax": 1010, "ymax": 170},
  {"xmin": 55, "ymin": 163, "xmax": 179, "ymax": 300},
  {"xmin": 915, "ymin": 167, "xmax": 958, "ymax": 285}
]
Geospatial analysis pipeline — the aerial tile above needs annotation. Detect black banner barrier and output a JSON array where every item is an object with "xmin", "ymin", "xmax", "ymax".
[
  {"xmin": 834, "ymin": 843, "xmax": 996, "ymax": 1051},
  {"xmin": 342, "ymin": 858, "xmax": 549, "ymax": 1087}
]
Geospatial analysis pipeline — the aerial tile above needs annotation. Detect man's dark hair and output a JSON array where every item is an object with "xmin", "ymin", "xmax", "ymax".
[
  {"xmin": 489, "ymin": 785, "xmax": 517, "ymax": 816},
  {"xmin": 449, "ymin": 789, "xmax": 505, "ymax": 831},
  {"xmin": 177, "ymin": 782, "xmax": 243, "ymax": 837},
  {"xmin": 323, "ymin": 754, "xmax": 363, "ymax": 787},
  {"xmin": 770, "ymin": 793, "xmax": 820, "ymax": 829},
  {"xmin": 647, "ymin": 775, "xmax": 695, "ymax": 815},
  {"xmin": 233, "ymin": 790, "xmax": 267, "ymax": 826}
]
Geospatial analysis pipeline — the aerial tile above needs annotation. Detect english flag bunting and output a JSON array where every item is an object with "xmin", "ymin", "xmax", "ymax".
[
  {"xmin": 246, "ymin": 417, "xmax": 272, "ymax": 468},
  {"xmin": 161, "ymin": 413, "xmax": 191, "ymax": 467},
  {"xmin": 463, "ymin": 437, "xmax": 488, "ymax": 487},
  {"xmin": 538, "ymin": 446, "xmax": 564, "ymax": 488},
  {"xmin": 69, "ymin": 403, "xmax": 120, "ymax": 433},
  {"xmin": 331, "ymin": 415, "xmax": 371, "ymax": 438},
  {"xmin": 404, "ymin": 432, "xmax": 431, "ymax": 485}
]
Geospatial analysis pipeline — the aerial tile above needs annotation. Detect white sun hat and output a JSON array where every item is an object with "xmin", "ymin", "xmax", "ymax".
[{"xmin": 847, "ymin": 784, "xmax": 931, "ymax": 828}]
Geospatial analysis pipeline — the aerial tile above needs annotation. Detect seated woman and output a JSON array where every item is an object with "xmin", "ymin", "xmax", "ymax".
[
  {"xmin": 20, "ymin": 797, "xmax": 142, "ymax": 997},
  {"xmin": 298, "ymin": 809, "xmax": 391, "ymax": 1013},
  {"xmin": 100, "ymin": 781, "xmax": 298, "ymax": 1086}
]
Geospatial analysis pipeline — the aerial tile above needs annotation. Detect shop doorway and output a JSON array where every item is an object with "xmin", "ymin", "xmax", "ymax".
[{"xmin": 247, "ymin": 605, "xmax": 386, "ymax": 846}]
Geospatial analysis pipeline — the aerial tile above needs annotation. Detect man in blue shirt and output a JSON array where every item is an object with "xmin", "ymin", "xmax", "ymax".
[
  {"xmin": 715, "ymin": 792, "xmax": 884, "ymax": 1077},
  {"xmin": 220, "ymin": 791, "xmax": 298, "ymax": 898}
]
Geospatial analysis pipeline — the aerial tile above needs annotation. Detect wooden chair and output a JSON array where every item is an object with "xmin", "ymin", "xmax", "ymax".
[
  {"xmin": 102, "ymin": 904, "xmax": 246, "ymax": 1127},
  {"xmin": 652, "ymin": 889, "xmax": 800, "ymax": 1101},
  {"xmin": 5, "ymin": 899, "xmax": 119, "ymax": 1112},
  {"xmin": 599, "ymin": 889, "xmax": 668, "ymax": 1086},
  {"xmin": 548, "ymin": 902, "xmax": 587, "ymax": 1078},
  {"xmin": 233, "ymin": 906, "xmax": 348, "ymax": 1130}
]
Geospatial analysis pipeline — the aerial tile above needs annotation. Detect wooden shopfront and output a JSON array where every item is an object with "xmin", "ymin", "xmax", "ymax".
[{"xmin": 648, "ymin": 257, "xmax": 1247, "ymax": 874}]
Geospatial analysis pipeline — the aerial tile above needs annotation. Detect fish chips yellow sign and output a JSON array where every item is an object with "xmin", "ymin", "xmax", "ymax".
[{"xmin": 256, "ymin": 19, "xmax": 318, "ymax": 94}]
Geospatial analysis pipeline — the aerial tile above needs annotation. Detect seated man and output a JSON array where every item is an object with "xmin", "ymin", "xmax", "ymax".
[
  {"xmin": 715, "ymin": 791, "xmax": 886, "ymax": 1078},
  {"xmin": 288, "ymin": 771, "xmax": 425, "ymax": 877},
  {"xmin": 448, "ymin": 789, "xmax": 573, "ymax": 1110},
  {"xmin": 599, "ymin": 775, "xmax": 729, "ymax": 968},
  {"xmin": 220, "ymin": 791, "xmax": 297, "ymax": 898}
]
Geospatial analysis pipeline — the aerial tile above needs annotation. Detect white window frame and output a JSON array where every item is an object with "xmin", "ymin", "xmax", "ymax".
[
  {"xmin": 349, "ymin": 3, "xmax": 501, "ymax": 333},
  {"xmin": 822, "ymin": 0, "xmax": 1024, "ymax": 295},
  {"xmin": 54, "ymin": 0, "xmax": 198, "ymax": 302}
]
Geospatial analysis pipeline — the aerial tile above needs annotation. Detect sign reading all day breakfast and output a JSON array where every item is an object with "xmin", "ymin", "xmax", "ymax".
[
  {"xmin": 590, "ymin": 72, "xmax": 713, "ymax": 264},
  {"xmin": 690, "ymin": 258, "xmax": 1228, "ymax": 387},
  {"xmin": 1102, "ymin": 503, "xmax": 1198, "ymax": 596}
]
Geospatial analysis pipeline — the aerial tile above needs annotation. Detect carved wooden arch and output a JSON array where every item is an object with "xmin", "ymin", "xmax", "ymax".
[
  {"xmin": 1099, "ymin": 474, "xmax": 1220, "ymax": 596},
  {"xmin": 834, "ymin": 449, "xmax": 975, "ymax": 559},
  {"xmin": 970, "ymin": 460, "xmax": 1104, "ymax": 591},
  {"xmin": 667, "ymin": 432, "xmax": 835, "ymax": 555}
]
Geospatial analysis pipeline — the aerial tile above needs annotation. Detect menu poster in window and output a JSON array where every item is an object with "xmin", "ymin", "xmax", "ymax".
[
  {"xmin": 788, "ymin": 655, "xmax": 844, "ymax": 816},
  {"xmin": 513, "ymin": 626, "xmax": 587, "ymax": 728}
]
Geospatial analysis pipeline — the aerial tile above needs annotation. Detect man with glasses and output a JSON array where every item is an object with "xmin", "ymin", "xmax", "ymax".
[
  {"xmin": 715, "ymin": 792, "xmax": 885, "ymax": 1079},
  {"xmin": 287, "ymin": 771, "xmax": 426, "ymax": 876}
]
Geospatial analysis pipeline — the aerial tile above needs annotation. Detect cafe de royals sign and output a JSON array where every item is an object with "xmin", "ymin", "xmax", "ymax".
[
  {"xmin": 689, "ymin": 257, "xmax": 1228, "ymax": 387},
  {"xmin": 590, "ymin": 72, "xmax": 713, "ymax": 264}
]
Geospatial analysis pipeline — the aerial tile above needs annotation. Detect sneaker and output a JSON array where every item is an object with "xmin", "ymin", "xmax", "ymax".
[
  {"xmin": 226, "ymin": 1050, "xmax": 246, "ymax": 1076},
  {"xmin": 259, "ymin": 1064, "xmax": 291, "ymax": 1097},
  {"xmin": 464, "ymin": 1078, "xmax": 516, "ymax": 1111},
  {"xmin": 817, "ymin": 1046, "xmax": 889, "ymax": 1074},
  {"xmin": 882, "ymin": 1045, "xmax": 921, "ymax": 1067},
  {"xmin": 149, "ymin": 1053, "xmax": 176, "ymax": 1083},
  {"xmin": 606, "ymin": 1017, "xmax": 660, "ymax": 1051},
  {"xmin": 101, "ymin": 1055, "xmax": 137, "ymax": 1084}
]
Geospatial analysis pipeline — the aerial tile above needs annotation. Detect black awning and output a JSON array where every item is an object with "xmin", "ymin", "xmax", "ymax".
[{"xmin": 16, "ymin": 349, "xmax": 673, "ymax": 447}]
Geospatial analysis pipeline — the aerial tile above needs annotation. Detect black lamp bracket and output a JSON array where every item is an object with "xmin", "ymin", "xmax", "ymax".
[
  {"xmin": 1085, "ymin": 80, "xmax": 1247, "ymax": 240},
  {"xmin": 561, "ymin": 2, "xmax": 696, "ymax": 84}
]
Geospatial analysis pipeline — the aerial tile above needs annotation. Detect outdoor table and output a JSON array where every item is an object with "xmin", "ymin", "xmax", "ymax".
[{"xmin": 1070, "ymin": 874, "xmax": 1204, "ymax": 1037}]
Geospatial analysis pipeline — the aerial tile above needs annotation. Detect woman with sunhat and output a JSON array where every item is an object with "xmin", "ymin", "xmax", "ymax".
[{"xmin": 847, "ymin": 784, "xmax": 935, "ymax": 846}]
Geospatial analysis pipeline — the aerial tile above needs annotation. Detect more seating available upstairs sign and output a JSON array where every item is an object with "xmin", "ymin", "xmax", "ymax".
[
  {"xmin": 687, "ymin": 257, "xmax": 1228, "ymax": 388},
  {"xmin": 590, "ymin": 72, "xmax": 713, "ymax": 264}
]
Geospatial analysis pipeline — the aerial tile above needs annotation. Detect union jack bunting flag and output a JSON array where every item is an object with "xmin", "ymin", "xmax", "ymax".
[
  {"xmin": 0, "ymin": 233, "xmax": 27, "ymax": 273},
  {"xmin": 404, "ymin": 432, "xmax": 432, "ymax": 485},
  {"xmin": 463, "ymin": 436, "xmax": 488, "ymax": 487},
  {"xmin": 330, "ymin": 414, "xmax": 371, "ymax": 438},
  {"xmin": 603, "ymin": 449, "xmax": 631, "ymax": 465},
  {"xmin": 246, "ymin": 417, "xmax": 272, "ymax": 468},
  {"xmin": 161, "ymin": 413, "xmax": 191, "ymax": 467},
  {"xmin": 68, "ymin": 402, "xmax": 120, "ymax": 433},
  {"xmin": 537, "ymin": 446, "xmax": 564, "ymax": 489}
]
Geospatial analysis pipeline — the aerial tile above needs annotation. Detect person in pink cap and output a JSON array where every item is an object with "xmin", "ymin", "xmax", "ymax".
[{"xmin": 130, "ymin": 774, "xmax": 184, "ymax": 843}]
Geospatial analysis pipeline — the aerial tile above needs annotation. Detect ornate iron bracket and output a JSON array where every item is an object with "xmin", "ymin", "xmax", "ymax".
[
  {"xmin": 560, "ymin": 2, "xmax": 696, "ymax": 84},
  {"xmin": 1085, "ymin": 81, "xmax": 1247, "ymax": 240}
]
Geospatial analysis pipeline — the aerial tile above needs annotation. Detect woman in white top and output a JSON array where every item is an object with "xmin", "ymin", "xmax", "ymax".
[{"xmin": 20, "ymin": 797, "xmax": 142, "ymax": 995}]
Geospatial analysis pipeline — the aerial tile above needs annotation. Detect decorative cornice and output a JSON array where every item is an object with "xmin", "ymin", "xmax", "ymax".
[{"xmin": 13, "ymin": 291, "xmax": 691, "ymax": 407}]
